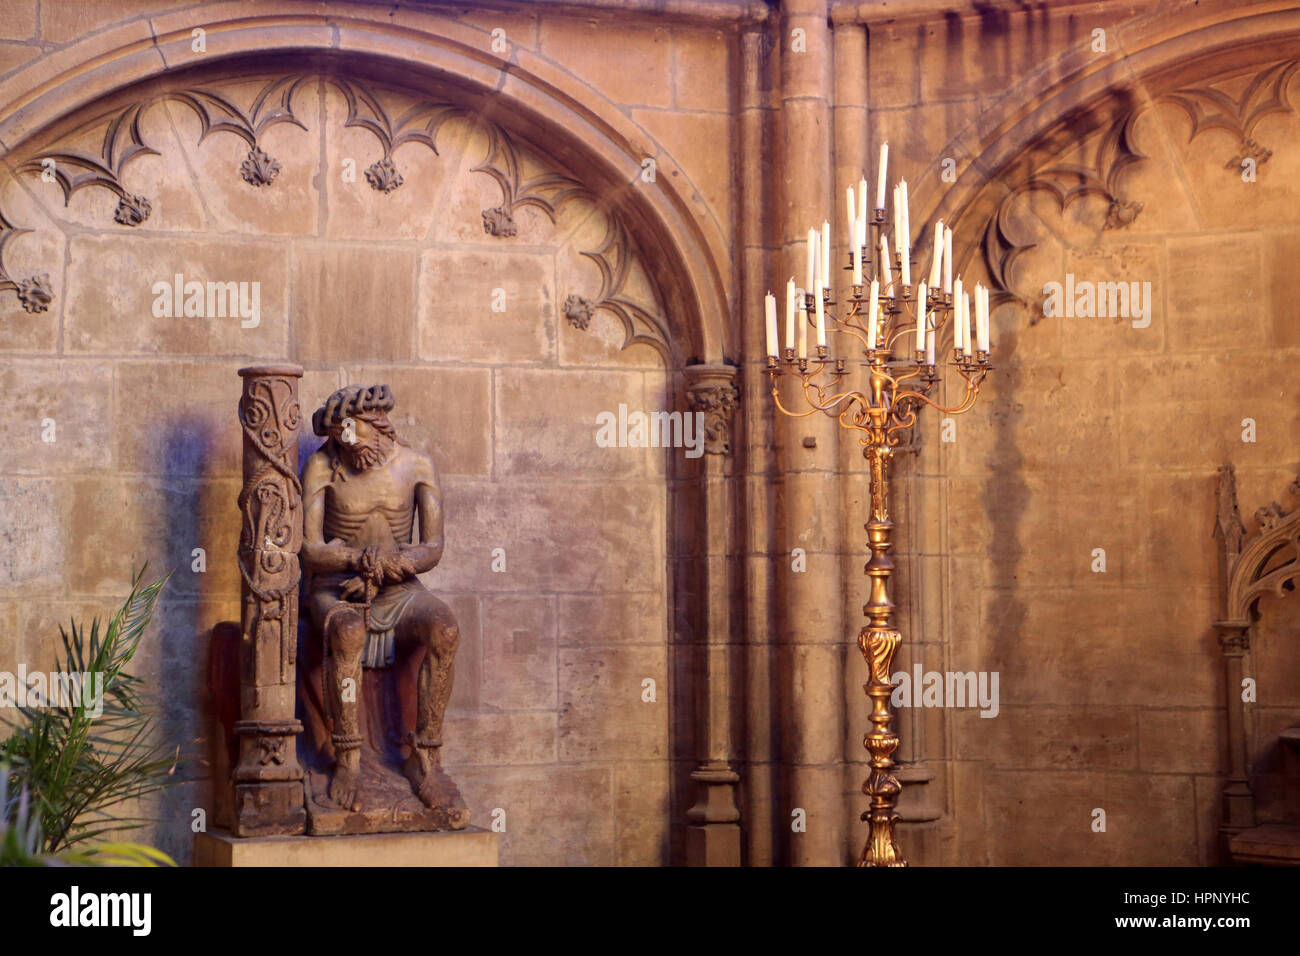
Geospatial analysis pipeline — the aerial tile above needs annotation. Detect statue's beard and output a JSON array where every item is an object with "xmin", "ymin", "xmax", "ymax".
[{"xmin": 339, "ymin": 432, "xmax": 393, "ymax": 471}]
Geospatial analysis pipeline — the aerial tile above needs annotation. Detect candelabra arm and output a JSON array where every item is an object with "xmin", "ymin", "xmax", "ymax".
[{"xmin": 892, "ymin": 376, "xmax": 984, "ymax": 417}]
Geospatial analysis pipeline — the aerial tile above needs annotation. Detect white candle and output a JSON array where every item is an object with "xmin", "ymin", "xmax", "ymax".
[
  {"xmin": 962, "ymin": 290, "xmax": 973, "ymax": 356},
  {"xmin": 815, "ymin": 286, "xmax": 826, "ymax": 347},
  {"xmin": 916, "ymin": 281, "xmax": 927, "ymax": 350},
  {"xmin": 892, "ymin": 185, "xmax": 900, "ymax": 244},
  {"xmin": 900, "ymin": 193, "xmax": 911, "ymax": 291},
  {"xmin": 798, "ymin": 301, "xmax": 808, "ymax": 358},
  {"xmin": 943, "ymin": 226, "xmax": 953, "ymax": 295},
  {"xmin": 977, "ymin": 285, "xmax": 990, "ymax": 353},
  {"xmin": 820, "ymin": 221, "xmax": 831, "ymax": 291},
  {"xmin": 876, "ymin": 142, "xmax": 888, "ymax": 209},
  {"xmin": 852, "ymin": 241, "xmax": 863, "ymax": 287},
  {"xmin": 929, "ymin": 221, "xmax": 943, "ymax": 288},
  {"xmin": 899, "ymin": 180, "xmax": 910, "ymax": 262},
  {"xmin": 867, "ymin": 278, "xmax": 879, "ymax": 348},
  {"xmin": 879, "ymin": 234, "xmax": 893, "ymax": 291},
  {"xmin": 806, "ymin": 227, "xmax": 817, "ymax": 297},
  {"xmin": 857, "ymin": 177, "xmax": 869, "ymax": 233},
  {"xmin": 765, "ymin": 291, "xmax": 778, "ymax": 357},
  {"xmin": 846, "ymin": 187, "xmax": 856, "ymax": 250},
  {"xmin": 953, "ymin": 277, "xmax": 964, "ymax": 352},
  {"xmin": 785, "ymin": 278, "xmax": 796, "ymax": 350}
]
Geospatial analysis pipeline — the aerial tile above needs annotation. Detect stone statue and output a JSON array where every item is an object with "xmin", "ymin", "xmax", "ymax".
[{"xmin": 299, "ymin": 383, "xmax": 468, "ymax": 831}]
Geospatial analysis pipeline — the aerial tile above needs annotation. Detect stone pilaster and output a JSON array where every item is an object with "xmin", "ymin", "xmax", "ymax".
[{"xmin": 684, "ymin": 363, "xmax": 742, "ymax": 866}]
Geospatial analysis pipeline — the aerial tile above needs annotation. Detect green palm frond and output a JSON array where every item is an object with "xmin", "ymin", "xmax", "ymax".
[{"xmin": 2, "ymin": 567, "xmax": 181, "ymax": 858}]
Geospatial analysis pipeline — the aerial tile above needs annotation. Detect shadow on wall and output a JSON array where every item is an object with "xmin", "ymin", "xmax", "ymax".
[{"xmin": 153, "ymin": 417, "xmax": 220, "ymax": 863}]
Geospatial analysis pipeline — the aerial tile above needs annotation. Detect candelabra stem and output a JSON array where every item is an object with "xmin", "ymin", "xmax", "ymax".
[{"xmin": 858, "ymin": 441, "xmax": 905, "ymax": 867}]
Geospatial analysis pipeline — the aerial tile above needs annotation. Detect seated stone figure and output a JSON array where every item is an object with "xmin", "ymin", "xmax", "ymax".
[{"xmin": 300, "ymin": 384, "xmax": 467, "ymax": 827}]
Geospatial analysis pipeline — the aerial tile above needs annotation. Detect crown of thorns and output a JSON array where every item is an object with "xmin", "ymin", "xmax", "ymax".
[{"xmin": 312, "ymin": 385, "xmax": 395, "ymax": 436}]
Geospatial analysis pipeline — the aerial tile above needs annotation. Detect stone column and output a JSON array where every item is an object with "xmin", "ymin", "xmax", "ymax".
[
  {"xmin": 684, "ymin": 363, "xmax": 742, "ymax": 866},
  {"xmin": 738, "ymin": 22, "xmax": 781, "ymax": 868},
  {"xmin": 232, "ymin": 365, "xmax": 307, "ymax": 837},
  {"xmin": 1215, "ymin": 623, "xmax": 1255, "ymax": 844},
  {"xmin": 778, "ymin": 0, "xmax": 848, "ymax": 867}
]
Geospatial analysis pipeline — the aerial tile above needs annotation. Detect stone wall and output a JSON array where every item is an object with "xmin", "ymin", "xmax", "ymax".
[
  {"xmin": 0, "ymin": 19, "xmax": 726, "ymax": 862},
  {"xmin": 2, "ymin": 0, "xmax": 1299, "ymax": 867}
]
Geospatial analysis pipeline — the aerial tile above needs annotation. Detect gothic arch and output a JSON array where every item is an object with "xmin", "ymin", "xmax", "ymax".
[
  {"xmin": 905, "ymin": 2, "xmax": 1300, "ymax": 286},
  {"xmin": 0, "ymin": 6, "xmax": 732, "ymax": 365}
]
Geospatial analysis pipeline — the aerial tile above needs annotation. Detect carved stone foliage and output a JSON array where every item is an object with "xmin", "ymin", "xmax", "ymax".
[
  {"xmin": 685, "ymin": 369, "xmax": 740, "ymax": 456},
  {"xmin": 0, "ymin": 210, "xmax": 50, "ymax": 313},
  {"xmin": 973, "ymin": 58, "xmax": 1299, "ymax": 310},
  {"xmin": 981, "ymin": 110, "xmax": 1145, "ymax": 310},
  {"xmin": 0, "ymin": 72, "xmax": 671, "ymax": 356},
  {"xmin": 563, "ymin": 293, "xmax": 594, "ymax": 330},
  {"xmin": 1162, "ymin": 60, "xmax": 1299, "ymax": 171}
]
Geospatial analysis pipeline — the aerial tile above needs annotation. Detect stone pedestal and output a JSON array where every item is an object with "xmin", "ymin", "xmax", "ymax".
[{"xmin": 194, "ymin": 827, "xmax": 499, "ymax": 867}]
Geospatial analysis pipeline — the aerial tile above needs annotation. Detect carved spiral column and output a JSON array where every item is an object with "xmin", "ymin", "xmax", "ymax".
[
  {"xmin": 233, "ymin": 365, "xmax": 307, "ymax": 837},
  {"xmin": 684, "ymin": 364, "xmax": 742, "ymax": 865}
]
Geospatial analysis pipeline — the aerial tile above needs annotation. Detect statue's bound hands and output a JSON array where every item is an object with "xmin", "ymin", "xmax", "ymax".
[
  {"xmin": 377, "ymin": 550, "xmax": 418, "ymax": 583},
  {"xmin": 350, "ymin": 545, "xmax": 417, "ymax": 587}
]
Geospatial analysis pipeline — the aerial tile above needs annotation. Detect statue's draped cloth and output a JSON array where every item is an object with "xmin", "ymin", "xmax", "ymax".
[{"xmin": 308, "ymin": 574, "xmax": 425, "ymax": 669}]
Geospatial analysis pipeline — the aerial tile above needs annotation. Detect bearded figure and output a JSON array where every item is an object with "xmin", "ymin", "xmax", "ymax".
[{"xmin": 300, "ymin": 384, "xmax": 467, "ymax": 828}]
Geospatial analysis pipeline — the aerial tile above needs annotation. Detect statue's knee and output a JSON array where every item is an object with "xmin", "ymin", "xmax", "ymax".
[
  {"xmin": 431, "ymin": 623, "xmax": 459, "ymax": 658},
  {"xmin": 328, "ymin": 610, "xmax": 366, "ymax": 659}
]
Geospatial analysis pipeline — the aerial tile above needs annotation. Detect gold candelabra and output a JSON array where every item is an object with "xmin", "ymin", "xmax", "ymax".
[{"xmin": 767, "ymin": 207, "xmax": 992, "ymax": 867}]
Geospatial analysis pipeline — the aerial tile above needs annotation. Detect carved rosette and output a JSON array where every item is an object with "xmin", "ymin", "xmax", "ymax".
[
  {"xmin": 233, "ymin": 365, "xmax": 306, "ymax": 836},
  {"xmin": 685, "ymin": 369, "xmax": 740, "ymax": 456},
  {"xmin": 113, "ymin": 194, "xmax": 152, "ymax": 226},
  {"xmin": 563, "ymin": 293, "xmax": 593, "ymax": 330},
  {"xmin": 482, "ymin": 205, "xmax": 518, "ymax": 237},
  {"xmin": 365, "ymin": 156, "xmax": 404, "ymax": 193},
  {"xmin": 240, "ymin": 146, "xmax": 282, "ymax": 187}
]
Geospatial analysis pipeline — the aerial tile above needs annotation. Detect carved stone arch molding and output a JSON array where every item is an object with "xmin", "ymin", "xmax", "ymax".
[
  {"xmin": 900, "ymin": 3, "xmax": 1300, "ymax": 308},
  {"xmin": 1, "ymin": 63, "xmax": 686, "ymax": 361},
  {"xmin": 0, "ymin": 11, "xmax": 733, "ymax": 364},
  {"xmin": 0, "ymin": 11, "xmax": 743, "ymax": 864}
]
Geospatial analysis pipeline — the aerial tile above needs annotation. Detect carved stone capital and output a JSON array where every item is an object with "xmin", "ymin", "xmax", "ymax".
[
  {"xmin": 684, "ymin": 364, "xmax": 739, "ymax": 456},
  {"xmin": 1217, "ymin": 628, "xmax": 1250, "ymax": 654}
]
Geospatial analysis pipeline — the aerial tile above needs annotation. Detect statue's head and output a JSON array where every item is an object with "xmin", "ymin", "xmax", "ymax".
[{"xmin": 313, "ymin": 384, "xmax": 404, "ymax": 470}]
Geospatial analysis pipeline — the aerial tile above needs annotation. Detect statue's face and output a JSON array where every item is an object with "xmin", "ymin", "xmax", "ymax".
[{"xmin": 329, "ymin": 414, "xmax": 391, "ymax": 471}]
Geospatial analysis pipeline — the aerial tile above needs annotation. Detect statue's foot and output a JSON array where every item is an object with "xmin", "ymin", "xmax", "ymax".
[
  {"xmin": 329, "ymin": 749, "xmax": 362, "ymax": 812},
  {"xmin": 403, "ymin": 745, "xmax": 444, "ymax": 808}
]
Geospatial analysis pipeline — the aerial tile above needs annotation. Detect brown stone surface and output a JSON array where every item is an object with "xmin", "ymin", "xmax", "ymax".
[
  {"xmin": 4, "ymin": 0, "xmax": 1300, "ymax": 869},
  {"xmin": 194, "ymin": 826, "xmax": 498, "ymax": 866}
]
